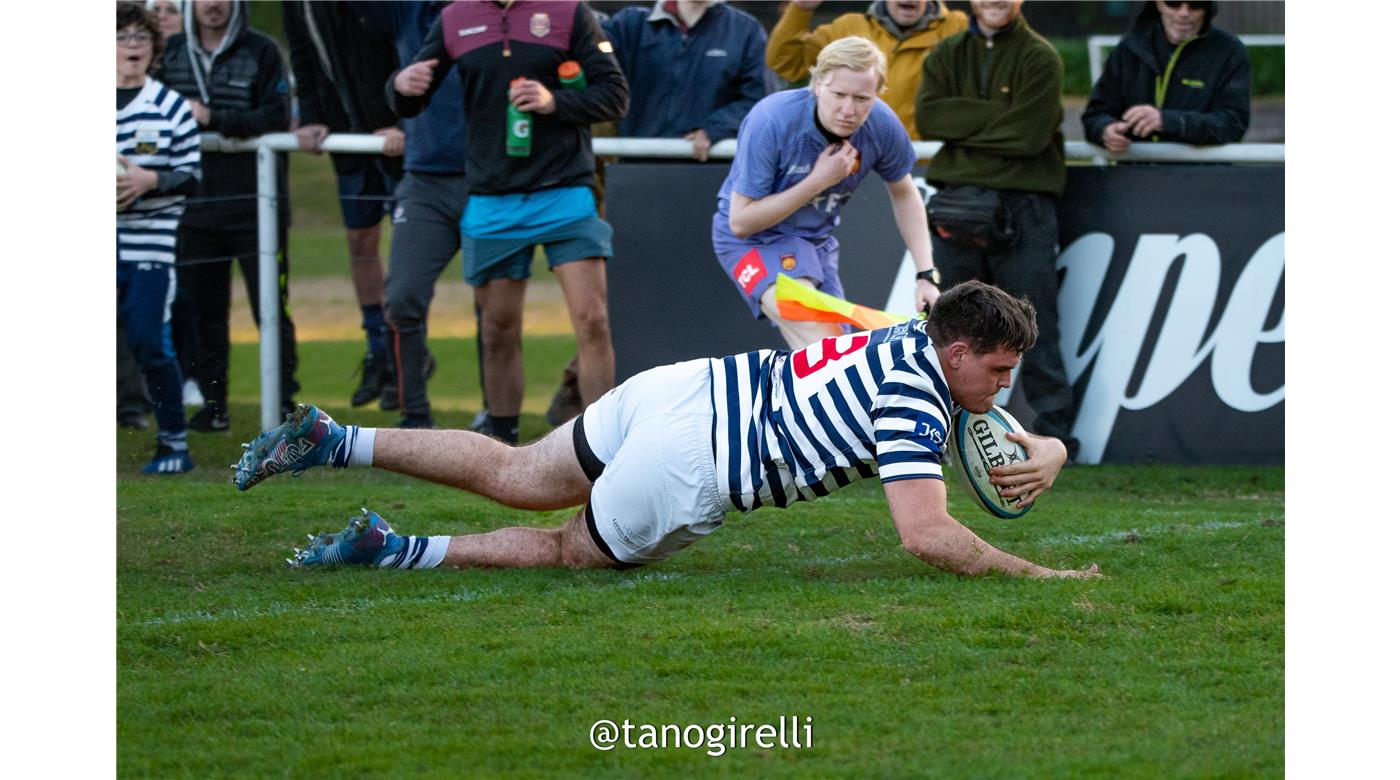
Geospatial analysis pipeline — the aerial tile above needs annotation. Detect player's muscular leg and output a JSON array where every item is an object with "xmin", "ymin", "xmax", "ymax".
[
  {"xmin": 759, "ymin": 280, "xmax": 841, "ymax": 349},
  {"xmin": 372, "ymin": 417, "xmax": 591, "ymax": 510},
  {"xmin": 441, "ymin": 510, "xmax": 613, "ymax": 569}
]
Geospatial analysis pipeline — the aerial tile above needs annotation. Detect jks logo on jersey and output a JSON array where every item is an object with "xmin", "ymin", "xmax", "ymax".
[
  {"xmin": 530, "ymin": 12, "xmax": 550, "ymax": 37},
  {"xmin": 850, "ymin": 150, "xmax": 861, "ymax": 175},
  {"xmin": 733, "ymin": 250, "xmax": 768, "ymax": 295},
  {"xmin": 780, "ymin": 254, "xmax": 797, "ymax": 271},
  {"xmin": 133, "ymin": 129, "xmax": 161, "ymax": 156},
  {"xmin": 914, "ymin": 412, "xmax": 946, "ymax": 449},
  {"xmin": 392, "ymin": 204, "xmax": 407, "ymax": 224}
]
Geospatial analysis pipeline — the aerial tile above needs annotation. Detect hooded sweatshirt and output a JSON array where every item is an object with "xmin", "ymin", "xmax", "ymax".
[
  {"xmin": 766, "ymin": 1, "xmax": 967, "ymax": 139},
  {"xmin": 283, "ymin": 1, "xmax": 403, "ymax": 177},
  {"xmin": 1081, "ymin": 2, "xmax": 1250, "ymax": 146},
  {"xmin": 160, "ymin": 0, "xmax": 291, "ymax": 231}
]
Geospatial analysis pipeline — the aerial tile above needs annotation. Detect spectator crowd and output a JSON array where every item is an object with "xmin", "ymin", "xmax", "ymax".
[{"xmin": 117, "ymin": 0, "xmax": 1254, "ymax": 475}]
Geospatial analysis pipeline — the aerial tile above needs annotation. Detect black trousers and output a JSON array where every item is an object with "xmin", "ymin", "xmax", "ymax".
[
  {"xmin": 176, "ymin": 224, "xmax": 299, "ymax": 408},
  {"xmin": 384, "ymin": 172, "xmax": 468, "ymax": 418},
  {"xmin": 931, "ymin": 191, "xmax": 1077, "ymax": 445},
  {"xmin": 116, "ymin": 319, "xmax": 150, "ymax": 418}
]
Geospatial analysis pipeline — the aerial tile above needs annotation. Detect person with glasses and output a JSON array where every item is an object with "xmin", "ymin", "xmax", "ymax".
[
  {"xmin": 1082, "ymin": 1, "xmax": 1250, "ymax": 152},
  {"xmin": 116, "ymin": 2, "xmax": 201, "ymax": 473}
]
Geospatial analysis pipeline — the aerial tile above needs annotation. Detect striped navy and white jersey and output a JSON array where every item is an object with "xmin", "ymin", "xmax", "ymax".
[
  {"xmin": 116, "ymin": 77, "xmax": 200, "ymax": 265},
  {"xmin": 709, "ymin": 319, "xmax": 956, "ymax": 513}
]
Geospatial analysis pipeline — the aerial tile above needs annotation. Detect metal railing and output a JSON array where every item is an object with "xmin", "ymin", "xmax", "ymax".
[
  {"xmin": 1087, "ymin": 33, "xmax": 1286, "ymax": 85},
  {"xmin": 200, "ymin": 132, "xmax": 1284, "ymax": 428}
]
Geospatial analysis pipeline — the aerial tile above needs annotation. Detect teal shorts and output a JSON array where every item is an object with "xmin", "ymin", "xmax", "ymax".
[{"xmin": 461, "ymin": 216, "xmax": 612, "ymax": 287}]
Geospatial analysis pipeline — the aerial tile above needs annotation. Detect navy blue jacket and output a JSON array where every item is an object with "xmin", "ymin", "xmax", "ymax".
[
  {"xmin": 351, "ymin": 1, "xmax": 466, "ymax": 174},
  {"xmin": 602, "ymin": 3, "xmax": 769, "ymax": 142},
  {"xmin": 1082, "ymin": 2, "xmax": 1250, "ymax": 146}
]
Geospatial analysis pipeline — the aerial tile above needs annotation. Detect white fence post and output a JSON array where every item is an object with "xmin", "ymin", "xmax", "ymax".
[{"xmin": 256, "ymin": 145, "xmax": 281, "ymax": 431}]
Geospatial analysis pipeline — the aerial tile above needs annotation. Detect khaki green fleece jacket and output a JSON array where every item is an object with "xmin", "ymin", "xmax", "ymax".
[{"xmin": 914, "ymin": 15, "xmax": 1065, "ymax": 196}]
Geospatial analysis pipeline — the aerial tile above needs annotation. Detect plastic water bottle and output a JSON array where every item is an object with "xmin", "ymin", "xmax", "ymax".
[
  {"xmin": 558, "ymin": 60, "xmax": 586, "ymax": 91},
  {"xmin": 506, "ymin": 77, "xmax": 531, "ymax": 158}
]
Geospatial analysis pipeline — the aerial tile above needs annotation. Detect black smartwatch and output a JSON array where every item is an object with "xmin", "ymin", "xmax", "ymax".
[{"xmin": 915, "ymin": 269, "xmax": 936, "ymax": 284}]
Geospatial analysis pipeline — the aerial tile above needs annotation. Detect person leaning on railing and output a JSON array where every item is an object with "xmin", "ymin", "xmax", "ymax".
[
  {"xmin": 283, "ymin": 1, "xmax": 406, "ymax": 410},
  {"xmin": 601, "ymin": 0, "xmax": 770, "ymax": 163},
  {"xmin": 1082, "ymin": 1, "xmax": 1250, "ymax": 153},
  {"xmin": 160, "ymin": 0, "xmax": 300, "ymax": 432}
]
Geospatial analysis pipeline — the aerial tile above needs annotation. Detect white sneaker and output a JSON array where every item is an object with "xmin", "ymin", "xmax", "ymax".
[{"xmin": 183, "ymin": 379, "xmax": 205, "ymax": 407}]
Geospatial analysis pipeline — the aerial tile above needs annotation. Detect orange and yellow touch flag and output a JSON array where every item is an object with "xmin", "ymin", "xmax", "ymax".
[{"xmin": 773, "ymin": 274, "xmax": 918, "ymax": 331}]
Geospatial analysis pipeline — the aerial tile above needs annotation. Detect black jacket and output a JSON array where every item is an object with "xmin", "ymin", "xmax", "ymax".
[
  {"xmin": 1082, "ymin": 2, "xmax": 1250, "ymax": 146},
  {"xmin": 283, "ymin": 0, "xmax": 403, "ymax": 175},
  {"xmin": 390, "ymin": 0, "xmax": 628, "ymax": 195},
  {"xmin": 160, "ymin": 0, "xmax": 290, "ymax": 231}
]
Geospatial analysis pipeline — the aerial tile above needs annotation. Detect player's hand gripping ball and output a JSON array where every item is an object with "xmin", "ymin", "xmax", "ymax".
[{"xmin": 945, "ymin": 405, "xmax": 1034, "ymax": 519}]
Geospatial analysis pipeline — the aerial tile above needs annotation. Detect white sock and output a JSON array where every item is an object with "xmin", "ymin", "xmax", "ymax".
[
  {"xmin": 416, "ymin": 535, "xmax": 451, "ymax": 569},
  {"xmin": 379, "ymin": 535, "xmax": 451, "ymax": 569},
  {"xmin": 348, "ymin": 426, "xmax": 377, "ymax": 467}
]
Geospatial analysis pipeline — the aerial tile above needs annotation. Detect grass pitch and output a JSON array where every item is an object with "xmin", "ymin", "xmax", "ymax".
[{"xmin": 117, "ymin": 340, "xmax": 1283, "ymax": 777}]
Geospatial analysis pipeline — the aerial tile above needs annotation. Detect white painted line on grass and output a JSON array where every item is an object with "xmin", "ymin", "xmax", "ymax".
[{"xmin": 1037, "ymin": 519, "xmax": 1271, "ymax": 547}]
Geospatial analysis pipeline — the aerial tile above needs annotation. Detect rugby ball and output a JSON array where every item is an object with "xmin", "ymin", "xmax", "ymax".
[{"xmin": 945, "ymin": 405, "xmax": 1033, "ymax": 519}]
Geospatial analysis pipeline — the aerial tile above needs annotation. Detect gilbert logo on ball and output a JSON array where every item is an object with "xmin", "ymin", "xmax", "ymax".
[{"xmin": 946, "ymin": 405, "xmax": 1033, "ymax": 519}]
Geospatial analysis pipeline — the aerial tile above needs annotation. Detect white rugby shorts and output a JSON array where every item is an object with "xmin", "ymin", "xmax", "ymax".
[{"xmin": 578, "ymin": 358, "xmax": 726, "ymax": 565}]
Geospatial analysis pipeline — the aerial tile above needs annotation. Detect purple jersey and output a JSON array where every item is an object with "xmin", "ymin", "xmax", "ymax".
[{"xmin": 714, "ymin": 88, "xmax": 915, "ymax": 244}]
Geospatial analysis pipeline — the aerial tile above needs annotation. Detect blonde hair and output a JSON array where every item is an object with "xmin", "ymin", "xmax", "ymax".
[{"xmin": 808, "ymin": 36, "xmax": 888, "ymax": 94}]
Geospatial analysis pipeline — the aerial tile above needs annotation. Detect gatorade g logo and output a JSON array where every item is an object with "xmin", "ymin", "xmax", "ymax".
[
  {"xmin": 512, "ymin": 119, "xmax": 530, "ymax": 138},
  {"xmin": 733, "ymin": 250, "xmax": 767, "ymax": 295}
]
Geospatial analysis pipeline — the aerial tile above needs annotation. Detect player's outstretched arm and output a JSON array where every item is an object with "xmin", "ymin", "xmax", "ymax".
[{"xmin": 883, "ymin": 478, "xmax": 1099, "ymax": 578}]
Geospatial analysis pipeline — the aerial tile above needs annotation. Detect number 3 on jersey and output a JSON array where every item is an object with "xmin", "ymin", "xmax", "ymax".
[{"xmin": 793, "ymin": 334, "xmax": 870, "ymax": 379}]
